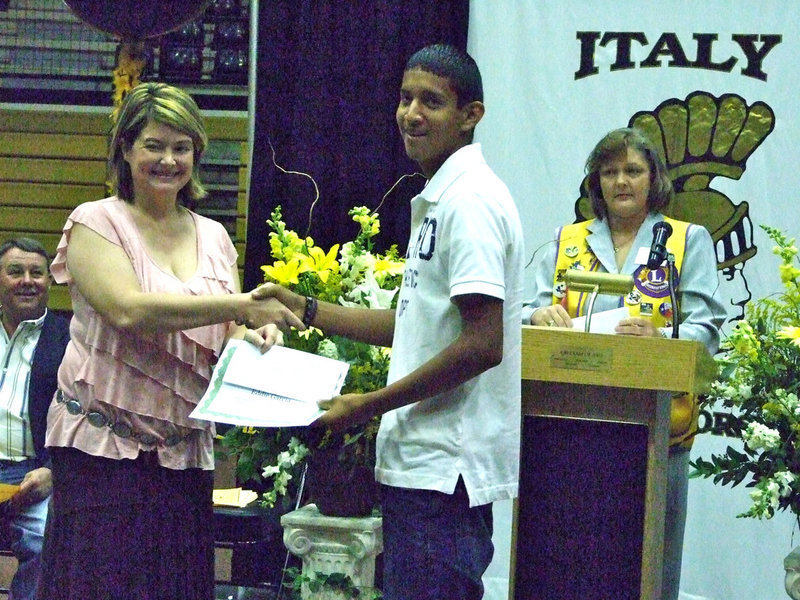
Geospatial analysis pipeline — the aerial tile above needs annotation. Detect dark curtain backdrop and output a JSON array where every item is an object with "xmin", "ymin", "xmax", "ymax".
[{"xmin": 244, "ymin": 1, "xmax": 469, "ymax": 289}]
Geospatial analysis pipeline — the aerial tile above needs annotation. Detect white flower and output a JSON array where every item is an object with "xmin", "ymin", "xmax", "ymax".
[
  {"xmin": 368, "ymin": 345, "xmax": 386, "ymax": 362},
  {"xmin": 779, "ymin": 390, "xmax": 800, "ymax": 412},
  {"xmin": 277, "ymin": 450, "xmax": 293, "ymax": 468},
  {"xmin": 774, "ymin": 470, "xmax": 797, "ymax": 495},
  {"xmin": 273, "ymin": 470, "xmax": 292, "ymax": 495},
  {"xmin": 710, "ymin": 374, "xmax": 756, "ymax": 405},
  {"xmin": 748, "ymin": 481, "xmax": 780, "ymax": 518},
  {"xmin": 339, "ymin": 242, "xmax": 374, "ymax": 287},
  {"xmin": 257, "ymin": 436, "xmax": 310, "ymax": 507},
  {"xmin": 747, "ymin": 472, "xmax": 797, "ymax": 519},
  {"xmin": 742, "ymin": 422, "xmax": 782, "ymax": 451},
  {"xmin": 287, "ymin": 436, "xmax": 310, "ymax": 460},
  {"xmin": 262, "ymin": 464, "xmax": 280, "ymax": 477},
  {"xmin": 340, "ymin": 272, "xmax": 399, "ymax": 309}
]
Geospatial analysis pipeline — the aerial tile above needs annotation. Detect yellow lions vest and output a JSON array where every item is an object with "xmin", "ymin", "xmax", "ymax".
[{"xmin": 552, "ymin": 217, "xmax": 697, "ymax": 449}]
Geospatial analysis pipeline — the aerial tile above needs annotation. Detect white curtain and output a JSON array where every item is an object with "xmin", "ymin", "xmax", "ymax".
[{"xmin": 468, "ymin": 1, "xmax": 800, "ymax": 598}]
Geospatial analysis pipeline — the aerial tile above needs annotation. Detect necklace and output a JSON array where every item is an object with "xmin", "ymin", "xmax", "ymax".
[{"xmin": 612, "ymin": 233, "xmax": 636, "ymax": 253}]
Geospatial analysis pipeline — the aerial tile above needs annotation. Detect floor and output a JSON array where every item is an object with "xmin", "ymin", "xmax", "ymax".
[
  {"xmin": 0, "ymin": 554, "xmax": 281, "ymax": 600},
  {"xmin": 215, "ymin": 584, "xmax": 280, "ymax": 600}
]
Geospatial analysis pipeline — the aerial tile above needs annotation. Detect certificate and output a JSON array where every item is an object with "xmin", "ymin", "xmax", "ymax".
[
  {"xmin": 190, "ymin": 339, "xmax": 349, "ymax": 427},
  {"xmin": 571, "ymin": 306, "xmax": 629, "ymax": 334}
]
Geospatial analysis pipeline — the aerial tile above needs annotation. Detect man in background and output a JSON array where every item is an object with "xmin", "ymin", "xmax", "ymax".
[{"xmin": 0, "ymin": 238, "xmax": 69, "ymax": 599}]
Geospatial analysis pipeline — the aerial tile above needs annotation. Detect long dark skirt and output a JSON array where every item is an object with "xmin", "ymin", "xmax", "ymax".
[{"xmin": 37, "ymin": 447, "xmax": 215, "ymax": 600}]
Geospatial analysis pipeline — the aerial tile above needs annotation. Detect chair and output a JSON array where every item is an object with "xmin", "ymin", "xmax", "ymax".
[{"xmin": 213, "ymin": 502, "xmax": 292, "ymax": 594}]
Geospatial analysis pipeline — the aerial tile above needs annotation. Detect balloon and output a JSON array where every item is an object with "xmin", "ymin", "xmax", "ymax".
[{"xmin": 62, "ymin": 0, "xmax": 213, "ymax": 40}]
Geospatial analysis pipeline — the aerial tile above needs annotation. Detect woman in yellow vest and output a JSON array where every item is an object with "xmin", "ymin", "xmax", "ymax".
[{"xmin": 523, "ymin": 127, "xmax": 726, "ymax": 600}]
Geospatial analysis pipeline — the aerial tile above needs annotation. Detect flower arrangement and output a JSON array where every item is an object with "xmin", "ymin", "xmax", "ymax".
[
  {"xmin": 107, "ymin": 42, "xmax": 147, "ymax": 196},
  {"xmin": 691, "ymin": 225, "xmax": 800, "ymax": 520},
  {"xmin": 111, "ymin": 42, "xmax": 146, "ymax": 121},
  {"xmin": 219, "ymin": 204, "xmax": 405, "ymax": 511}
]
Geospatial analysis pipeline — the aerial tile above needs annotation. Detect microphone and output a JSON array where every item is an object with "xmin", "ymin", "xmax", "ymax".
[{"xmin": 646, "ymin": 221, "xmax": 673, "ymax": 269}]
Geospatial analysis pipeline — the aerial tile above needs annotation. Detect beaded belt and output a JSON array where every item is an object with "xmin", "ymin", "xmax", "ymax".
[{"xmin": 55, "ymin": 389, "xmax": 192, "ymax": 448}]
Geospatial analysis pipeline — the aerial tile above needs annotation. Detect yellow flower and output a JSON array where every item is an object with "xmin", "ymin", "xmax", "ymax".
[
  {"xmin": 306, "ymin": 244, "xmax": 340, "ymax": 284},
  {"xmin": 368, "ymin": 219, "xmax": 380, "ymax": 237},
  {"xmin": 110, "ymin": 42, "xmax": 146, "ymax": 122},
  {"xmin": 778, "ymin": 263, "xmax": 800, "ymax": 285},
  {"xmin": 350, "ymin": 206, "xmax": 380, "ymax": 237},
  {"xmin": 773, "ymin": 241, "xmax": 798, "ymax": 262},
  {"xmin": 268, "ymin": 235, "xmax": 284, "ymax": 260},
  {"xmin": 297, "ymin": 326, "xmax": 323, "ymax": 340},
  {"xmin": 373, "ymin": 257, "xmax": 405, "ymax": 285},
  {"xmin": 289, "ymin": 233, "xmax": 307, "ymax": 254},
  {"xmin": 727, "ymin": 320, "xmax": 761, "ymax": 362},
  {"xmin": 261, "ymin": 257, "xmax": 310, "ymax": 286},
  {"xmin": 777, "ymin": 326, "xmax": 800, "ymax": 347}
]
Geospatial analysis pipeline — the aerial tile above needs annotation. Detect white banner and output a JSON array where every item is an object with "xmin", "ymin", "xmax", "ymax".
[{"xmin": 469, "ymin": 2, "xmax": 800, "ymax": 599}]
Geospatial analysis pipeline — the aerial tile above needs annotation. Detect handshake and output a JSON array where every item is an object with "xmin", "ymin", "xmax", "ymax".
[{"xmin": 234, "ymin": 283, "xmax": 311, "ymax": 351}]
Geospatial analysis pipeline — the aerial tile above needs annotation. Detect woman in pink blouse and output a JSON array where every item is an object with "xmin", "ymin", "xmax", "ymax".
[{"xmin": 36, "ymin": 83, "xmax": 302, "ymax": 600}]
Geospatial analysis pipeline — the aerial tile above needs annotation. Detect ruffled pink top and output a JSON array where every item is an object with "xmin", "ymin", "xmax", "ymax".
[{"xmin": 48, "ymin": 197, "xmax": 237, "ymax": 470}]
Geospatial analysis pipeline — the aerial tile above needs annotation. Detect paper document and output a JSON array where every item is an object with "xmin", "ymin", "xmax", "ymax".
[
  {"xmin": 190, "ymin": 339, "xmax": 349, "ymax": 427},
  {"xmin": 0, "ymin": 483, "xmax": 19, "ymax": 503},
  {"xmin": 571, "ymin": 307, "xmax": 629, "ymax": 334},
  {"xmin": 213, "ymin": 487, "xmax": 259, "ymax": 508}
]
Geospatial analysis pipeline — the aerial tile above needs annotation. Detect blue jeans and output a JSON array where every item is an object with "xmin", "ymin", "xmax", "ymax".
[
  {"xmin": 380, "ymin": 479, "xmax": 494, "ymax": 600},
  {"xmin": 0, "ymin": 458, "xmax": 48, "ymax": 600}
]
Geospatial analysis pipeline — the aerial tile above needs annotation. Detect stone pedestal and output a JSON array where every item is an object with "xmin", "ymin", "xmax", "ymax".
[{"xmin": 281, "ymin": 504, "xmax": 383, "ymax": 599}]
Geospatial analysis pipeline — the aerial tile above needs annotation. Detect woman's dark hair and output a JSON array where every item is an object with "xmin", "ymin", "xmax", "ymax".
[
  {"xmin": 583, "ymin": 127, "xmax": 674, "ymax": 220},
  {"xmin": 108, "ymin": 82, "xmax": 208, "ymax": 208},
  {"xmin": 404, "ymin": 43, "xmax": 483, "ymax": 107}
]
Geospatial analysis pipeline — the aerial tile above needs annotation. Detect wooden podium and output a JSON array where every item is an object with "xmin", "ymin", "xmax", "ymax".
[{"xmin": 511, "ymin": 326, "xmax": 716, "ymax": 600}]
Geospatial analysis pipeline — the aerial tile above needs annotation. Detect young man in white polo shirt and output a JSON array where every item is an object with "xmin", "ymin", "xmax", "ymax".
[{"xmin": 263, "ymin": 43, "xmax": 524, "ymax": 600}]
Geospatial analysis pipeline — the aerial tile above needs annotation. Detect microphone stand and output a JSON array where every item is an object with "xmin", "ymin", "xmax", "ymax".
[{"xmin": 666, "ymin": 252, "xmax": 679, "ymax": 339}]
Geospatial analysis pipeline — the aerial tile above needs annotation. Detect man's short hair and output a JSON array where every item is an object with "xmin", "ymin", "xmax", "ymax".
[
  {"xmin": 404, "ymin": 44, "xmax": 483, "ymax": 107},
  {"xmin": 0, "ymin": 237, "xmax": 49, "ymax": 263}
]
